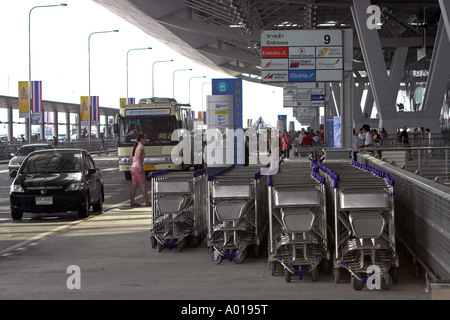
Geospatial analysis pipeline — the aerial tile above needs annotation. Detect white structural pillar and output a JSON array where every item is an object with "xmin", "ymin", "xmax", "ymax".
[
  {"xmin": 8, "ymin": 104, "xmax": 13, "ymax": 143},
  {"xmin": 66, "ymin": 112, "xmax": 71, "ymax": 142},
  {"xmin": 54, "ymin": 111, "xmax": 58, "ymax": 139},
  {"xmin": 340, "ymin": 29, "xmax": 354, "ymax": 149}
]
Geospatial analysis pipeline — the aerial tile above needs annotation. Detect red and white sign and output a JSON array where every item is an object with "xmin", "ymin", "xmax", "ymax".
[
  {"xmin": 261, "ymin": 47, "xmax": 289, "ymax": 59},
  {"xmin": 261, "ymin": 59, "xmax": 289, "ymax": 70}
]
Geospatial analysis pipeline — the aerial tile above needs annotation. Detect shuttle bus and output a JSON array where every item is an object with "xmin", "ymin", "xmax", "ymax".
[{"xmin": 115, "ymin": 97, "xmax": 193, "ymax": 180}]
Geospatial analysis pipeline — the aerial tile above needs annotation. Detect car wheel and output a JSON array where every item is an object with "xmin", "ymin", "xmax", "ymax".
[
  {"xmin": 124, "ymin": 171, "xmax": 132, "ymax": 180},
  {"xmin": 78, "ymin": 195, "xmax": 89, "ymax": 219},
  {"xmin": 11, "ymin": 210, "xmax": 23, "ymax": 221},
  {"xmin": 92, "ymin": 191, "xmax": 103, "ymax": 213}
]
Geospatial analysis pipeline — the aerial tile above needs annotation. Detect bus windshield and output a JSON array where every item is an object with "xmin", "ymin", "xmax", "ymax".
[{"xmin": 119, "ymin": 116, "xmax": 179, "ymax": 144}]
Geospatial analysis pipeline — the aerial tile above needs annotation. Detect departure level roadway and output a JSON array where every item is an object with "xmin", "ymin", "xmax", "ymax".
[{"xmin": 0, "ymin": 153, "xmax": 431, "ymax": 300}]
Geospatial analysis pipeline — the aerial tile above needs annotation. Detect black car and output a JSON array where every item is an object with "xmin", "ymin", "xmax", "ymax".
[{"xmin": 10, "ymin": 149, "xmax": 104, "ymax": 220}]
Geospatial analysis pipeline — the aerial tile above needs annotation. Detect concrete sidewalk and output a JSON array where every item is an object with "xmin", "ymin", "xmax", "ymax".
[{"xmin": 0, "ymin": 205, "xmax": 430, "ymax": 300}]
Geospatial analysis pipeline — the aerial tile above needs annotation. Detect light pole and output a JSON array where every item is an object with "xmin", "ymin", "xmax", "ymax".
[
  {"xmin": 127, "ymin": 47, "xmax": 152, "ymax": 100},
  {"xmin": 189, "ymin": 76, "xmax": 206, "ymax": 104},
  {"xmin": 152, "ymin": 60, "xmax": 173, "ymax": 97},
  {"xmin": 173, "ymin": 69, "xmax": 192, "ymax": 100},
  {"xmin": 88, "ymin": 29, "xmax": 119, "ymax": 140},
  {"xmin": 28, "ymin": 3, "xmax": 67, "ymax": 142}
]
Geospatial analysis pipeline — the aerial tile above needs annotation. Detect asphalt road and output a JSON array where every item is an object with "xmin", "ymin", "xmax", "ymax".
[{"xmin": 0, "ymin": 152, "xmax": 129, "ymax": 255}]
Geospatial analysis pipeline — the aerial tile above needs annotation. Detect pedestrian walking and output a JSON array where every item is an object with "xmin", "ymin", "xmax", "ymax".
[
  {"xmin": 130, "ymin": 133, "xmax": 151, "ymax": 207},
  {"xmin": 99, "ymin": 134, "xmax": 108, "ymax": 155},
  {"xmin": 281, "ymin": 131, "xmax": 292, "ymax": 158},
  {"xmin": 426, "ymin": 128, "xmax": 433, "ymax": 157},
  {"xmin": 399, "ymin": 125, "xmax": 412, "ymax": 160}
]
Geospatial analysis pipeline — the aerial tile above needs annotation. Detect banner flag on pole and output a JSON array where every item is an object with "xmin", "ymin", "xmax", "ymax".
[
  {"xmin": 18, "ymin": 81, "xmax": 30, "ymax": 118},
  {"xmin": 80, "ymin": 96, "xmax": 89, "ymax": 125},
  {"xmin": 45, "ymin": 111, "xmax": 51, "ymax": 124},
  {"xmin": 31, "ymin": 81, "xmax": 42, "ymax": 118},
  {"xmin": 120, "ymin": 98, "xmax": 135, "ymax": 107},
  {"xmin": 90, "ymin": 96, "xmax": 100, "ymax": 125}
]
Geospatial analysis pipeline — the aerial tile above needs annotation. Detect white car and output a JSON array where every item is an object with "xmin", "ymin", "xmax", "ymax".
[{"xmin": 9, "ymin": 144, "xmax": 54, "ymax": 177}]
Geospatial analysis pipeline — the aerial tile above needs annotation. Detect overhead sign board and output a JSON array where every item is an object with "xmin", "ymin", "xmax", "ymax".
[
  {"xmin": 283, "ymin": 82, "xmax": 325, "ymax": 108},
  {"xmin": 261, "ymin": 30, "xmax": 343, "ymax": 83}
]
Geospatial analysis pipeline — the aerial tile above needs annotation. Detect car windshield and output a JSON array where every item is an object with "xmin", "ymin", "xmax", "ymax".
[
  {"xmin": 16, "ymin": 145, "xmax": 51, "ymax": 157},
  {"xmin": 20, "ymin": 152, "xmax": 82, "ymax": 174},
  {"xmin": 119, "ymin": 116, "xmax": 178, "ymax": 144}
]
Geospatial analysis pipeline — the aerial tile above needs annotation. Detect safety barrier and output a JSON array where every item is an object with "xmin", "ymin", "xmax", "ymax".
[{"xmin": 358, "ymin": 153, "xmax": 450, "ymax": 292}]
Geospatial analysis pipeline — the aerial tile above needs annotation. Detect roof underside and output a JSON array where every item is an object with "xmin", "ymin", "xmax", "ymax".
[{"xmin": 93, "ymin": 0, "xmax": 441, "ymax": 84}]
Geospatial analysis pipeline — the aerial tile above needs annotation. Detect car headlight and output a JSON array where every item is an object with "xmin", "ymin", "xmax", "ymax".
[
  {"xmin": 9, "ymin": 160, "xmax": 21, "ymax": 166},
  {"xmin": 10, "ymin": 184, "xmax": 24, "ymax": 193},
  {"xmin": 65, "ymin": 183, "xmax": 87, "ymax": 191}
]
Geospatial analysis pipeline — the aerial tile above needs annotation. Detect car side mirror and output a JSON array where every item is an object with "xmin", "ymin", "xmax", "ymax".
[
  {"xmin": 10, "ymin": 153, "xmax": 15, "ymax": 157},
  {"xmin": 114, "ymin": 124, "xmax": 119, "ymax": 133},
  {"xmin": 88, "ymin": 168, "xmax": 97, "ymax": 175}
]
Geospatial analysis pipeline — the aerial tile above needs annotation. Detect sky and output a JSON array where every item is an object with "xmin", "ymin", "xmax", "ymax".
[{"xmin": 0, "ymin": 0, "xmax": 296, "ymax": 134}]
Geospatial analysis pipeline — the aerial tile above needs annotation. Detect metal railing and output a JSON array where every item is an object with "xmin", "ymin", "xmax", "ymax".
[
  {"xmin": 361, "ymin": 146, "xmax": 450, "ymax": 184},
  {"xmin": 358, "ymin": 153, "xmax": 450, "ymax": 291},
  {"xmin": 373, "ymin": 133, "xmax": 450, "ymax": 147}
]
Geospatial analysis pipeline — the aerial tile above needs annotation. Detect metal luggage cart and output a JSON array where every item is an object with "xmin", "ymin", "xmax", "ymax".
[
  {"xmin": 207, "ymin": 165, "xmax": 268, "ymax": 264},
  {"xmin": 317, "ymin": 155, "xmax": 398, "ymax": 290},
  {"xmin": 150, "ymin": 169, "xmax": 207, "ymax": 252},
  {"xmin": 267, "ymin": 158, "xmax": 328, "ymax": 283}
]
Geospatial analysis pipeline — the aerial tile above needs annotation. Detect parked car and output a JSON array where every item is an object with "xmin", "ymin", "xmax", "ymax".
[
  {"xmin": 10, "ymin": 149, "xmax": 104, "ymax": 220},
  {"xmin": 9, "ymin": 144, "xmax": 55, "ymax": 177}
]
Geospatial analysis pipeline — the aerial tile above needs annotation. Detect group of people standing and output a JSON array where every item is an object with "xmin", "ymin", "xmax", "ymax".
[
  {"xmin": 353, "ymin": 124, "xmax": 433, "ymax": 161},
  {"xmin": 281, "ymin": 128, "xmax": 325, "ymax": 158}
]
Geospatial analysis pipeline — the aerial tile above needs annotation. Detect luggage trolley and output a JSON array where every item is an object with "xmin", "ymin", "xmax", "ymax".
[
  {"xmin": 267, "ymin": 159, "xmax": 328, "ymax": 282},
  {"xmin": 317, "ymin": 153, "xmax": 398, "ymax": 290},
  {"xmin": 207, "ymin": 165, "xmax": 268, "ymax": 264},
  {"xmin": 150, "ymin": 169, "xmax": 207, "ymax": 252}
]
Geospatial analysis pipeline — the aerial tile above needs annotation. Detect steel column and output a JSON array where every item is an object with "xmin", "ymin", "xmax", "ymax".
[
  {"xmin": 421, "ymin": 16, "xmax": 450, "ymax": 133},
  {"xmin": 352, "ymin": 0, "xmax": 408, "ymax": 132}
]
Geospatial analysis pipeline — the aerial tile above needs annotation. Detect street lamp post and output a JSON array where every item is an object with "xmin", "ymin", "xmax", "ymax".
[
  {"xmin": 127, "ymin": 47, "xmax": 152, "ymax": 100},
  {"xmin": 28, "ymin": 3, "xmax": 67, "ymax": 142},
  {"xmin": 152, "ymin": 60, "xmax": 173, "ymax": 97},
  {"xmin": 88, "ymin": 29, "xmax": 119, "ymax": 141},
  {"xmin": 173, "ymin": 69, "xmax": 192, "ymax": 100},
  {"xmin": 189, "ymin": 76, "xmax": 206, "ymax": 104}
]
